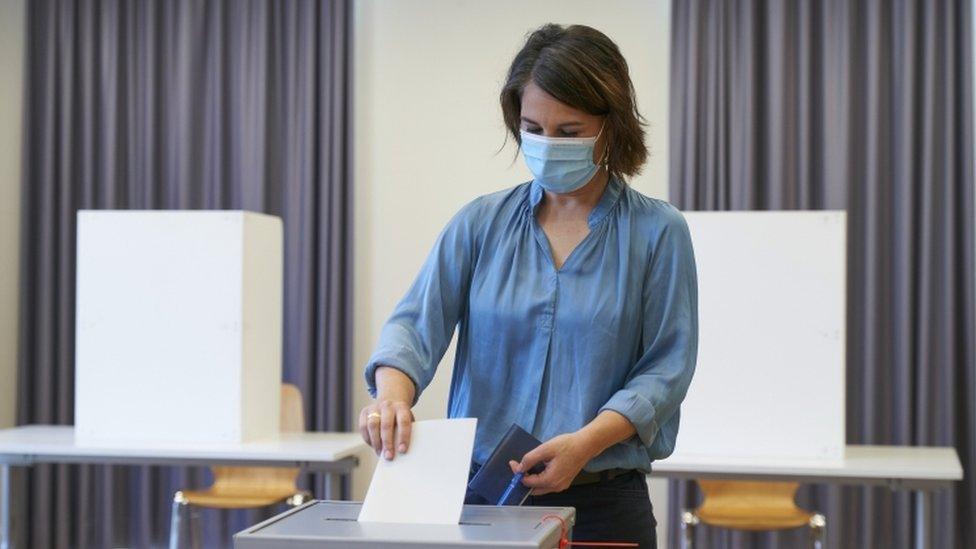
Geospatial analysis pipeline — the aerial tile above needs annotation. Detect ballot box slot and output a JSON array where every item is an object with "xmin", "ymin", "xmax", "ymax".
[{"xmin": 321, "ymin": 518, "xmax": 494, "ymax": 527}]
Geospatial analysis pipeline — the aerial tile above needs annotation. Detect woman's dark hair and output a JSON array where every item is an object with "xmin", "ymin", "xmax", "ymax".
[{"xmin": 501, "ymin": 24, "xmax": 648, "ymax": 180}]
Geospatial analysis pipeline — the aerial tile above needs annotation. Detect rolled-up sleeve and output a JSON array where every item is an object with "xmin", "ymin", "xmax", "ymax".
[
  {"xmin": 599, "ymin": 205, "xmax": 699, "ymax": 451},
  {"xmin": 364, "ymin": 200, "xmax": 480, "ymax": 405}
]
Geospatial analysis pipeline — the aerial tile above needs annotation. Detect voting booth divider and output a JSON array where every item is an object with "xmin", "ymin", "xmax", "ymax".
[
  {"xmin": 670, "ymin": 211, "xmax": 847, "ymax": 464},
  {"xmin": 74, "ymin": 210, "xmax": 284, "ymax": 445}
]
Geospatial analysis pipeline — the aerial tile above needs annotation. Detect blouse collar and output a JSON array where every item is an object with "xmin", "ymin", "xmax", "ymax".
[{"xmin": 529, "ymin": 174, "xmax": 623, "ymax": 229}]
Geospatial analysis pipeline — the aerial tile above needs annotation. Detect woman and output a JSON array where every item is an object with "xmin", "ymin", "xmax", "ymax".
[{"xmin": 359, "ymin": 23, "xmax": 698, "ymax": 548}]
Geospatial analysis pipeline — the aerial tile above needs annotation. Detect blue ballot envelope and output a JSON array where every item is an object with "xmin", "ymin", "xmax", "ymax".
[{"xmin": 467, "ymin": 424, "xmax": 546, "ymax": 506}]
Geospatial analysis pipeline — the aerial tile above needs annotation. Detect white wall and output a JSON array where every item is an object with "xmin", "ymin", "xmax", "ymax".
[
  {"xmin": 352, "ymin": 1, "xmax": 672, "ymax": 545},
  {"xmin": 0, "ymin": 0, "xmax": 24, "ymax": 429}
]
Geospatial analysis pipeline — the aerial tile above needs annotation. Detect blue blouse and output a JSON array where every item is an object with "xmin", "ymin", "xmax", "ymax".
[{"xmin": 364, "ymin": 175, "xmax": 698, "ymax": 473}]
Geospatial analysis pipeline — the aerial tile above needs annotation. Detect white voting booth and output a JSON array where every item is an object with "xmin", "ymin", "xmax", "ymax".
[
  {"xmin": 75, "ymin": 210, "xmax": 283, "ymax": 445},
  {"xmin": 652, "ymin": 212, "xmax": 961, "ymax": 549},
  {"xmin": 668, "ymin": 211, "xmax": 847, "ymax": 464}
]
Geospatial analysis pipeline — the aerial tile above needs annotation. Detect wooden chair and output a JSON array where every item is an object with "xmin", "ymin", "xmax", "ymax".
[
  {"xmin": 680, "ymin": 480, "xmax": 826, "ymax": 549},
  {"xmin": 168, "ymin": 384, "xmax": 312, "ymax": 549}
]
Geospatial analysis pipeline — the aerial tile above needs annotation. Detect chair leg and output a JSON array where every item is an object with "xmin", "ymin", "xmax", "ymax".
[
  {"xmin": 809, "ymin": 513, "xmax": 826, "ymax": 549},
  {"xmin": 680, "ymin": 510, "xmax": 700, "ymax": 549},
  {"xmin": 188, "ymin": 504, "xmax": 203, "ymax": 549},
  {"xmin": 169, "ymin": 492, "xmax": 188, "ymax": 549}
]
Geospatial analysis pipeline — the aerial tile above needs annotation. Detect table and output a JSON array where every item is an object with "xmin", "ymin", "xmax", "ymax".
[
  {"xmin": 0, "ymin": 425, "xmax": 370, "ymax": 549},
  {"xmin": 649, "ymin": 445, "xmax": 964, "ymax": 549}
]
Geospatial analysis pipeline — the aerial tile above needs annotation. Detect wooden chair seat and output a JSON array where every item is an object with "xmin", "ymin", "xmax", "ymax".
[
  {"xmin": 682, "ymin": 479, "xmax": 826, "ymax": 548},
  {"xmin": 175, "ymin": 465, "xmax": 310, "ymax": 509},
  {"xmin": 694, "ymin": 480, "xmax": 815, "ymax": 531},
  {"xmin": 175, "ymin": 488, "xmax": 310, "ymax": 509}
]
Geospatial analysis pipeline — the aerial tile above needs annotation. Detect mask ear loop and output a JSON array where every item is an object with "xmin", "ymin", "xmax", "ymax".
[{"xmin": 595, "ymin": 119, "xmax": 610, "ymax": 170}]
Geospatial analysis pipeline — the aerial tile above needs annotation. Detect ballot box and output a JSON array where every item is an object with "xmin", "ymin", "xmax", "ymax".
[{"xmin": 233, "ymin": 500, "xmax": 575, "ymax": 549}]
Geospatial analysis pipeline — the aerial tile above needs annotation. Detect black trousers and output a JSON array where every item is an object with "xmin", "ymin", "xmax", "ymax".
[{"xmin": 464, "ymin": 463, "xmax": 658, "ymax": 549}]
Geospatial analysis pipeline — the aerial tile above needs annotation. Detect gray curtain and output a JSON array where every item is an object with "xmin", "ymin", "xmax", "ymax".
[
  {"xmin": 669, "ymin": 0, "xmax": 976, "ymax": 547},
  {"xmin": 16, "ymin": 1, "xmax": 352, "ymax": 547}
]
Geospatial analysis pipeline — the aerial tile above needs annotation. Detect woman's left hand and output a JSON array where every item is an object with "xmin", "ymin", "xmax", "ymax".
[{"xmin": 508, "ymin": 432, "xmax": 595, "ymax": 496}]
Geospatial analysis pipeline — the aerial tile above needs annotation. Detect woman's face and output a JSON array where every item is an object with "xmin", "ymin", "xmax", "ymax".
[{"xmin": 519, "ymin": 80, "xmax": 608, "ymax": 165}]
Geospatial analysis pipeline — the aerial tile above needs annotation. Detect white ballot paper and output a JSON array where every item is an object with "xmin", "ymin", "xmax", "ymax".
[{"xmin": 358, "ymin": 417, "xmax": 477, "ymax": 524}]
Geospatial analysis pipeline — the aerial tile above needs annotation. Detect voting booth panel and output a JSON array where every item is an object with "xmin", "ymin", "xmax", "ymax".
[
  {"xmin": 233, "ymin": 501, "xmax": 574, "ymax": 549},
  {"xmin": 75, "ymin": 210, "xmax": 283, "ymax": 444},
  {"xmin": 670, "ymin": 211, "xmax": 847, "ymax": 464}
]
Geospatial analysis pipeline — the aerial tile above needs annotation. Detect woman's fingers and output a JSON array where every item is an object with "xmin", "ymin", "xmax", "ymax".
[
  {"xmin": 520, "ymin": 468, "xmax": 555, "ymax": 488},
  {"xmin": 522, "ymin": 467, "xmax": 572, "ymax": 496},
  {"xmin": 518, "ymin": 442, "xmax": 569, "ymax": 494},
  {"xmin": 360, "ymin": 401, "xmax": 414, "ymax": 460},
  {"xmin": 395, "ymin": 406, "xmax": 413, "ymax": 453},
  {"xmin": 379, "ymin": 401, "xmax": 396, "ymax": 459},
  {"xmin": 358, "ymin": 407, "xmax": 371, "ymax": 445},
  {"xmin": 518, "ymin": 444, "xmax": 554, "ymax": 475},
  {"xmin": 509, "ymin": 458, "xmax": 555, "ymax": 490},
  {"xmin": 365, "ymin": 406, "xmax": 383, "ymax": 454}
]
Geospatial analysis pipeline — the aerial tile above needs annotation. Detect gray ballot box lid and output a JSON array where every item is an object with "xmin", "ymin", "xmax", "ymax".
[{"xmin": 233, "ymin": 500, "xmax": 576, "ymax": 549}]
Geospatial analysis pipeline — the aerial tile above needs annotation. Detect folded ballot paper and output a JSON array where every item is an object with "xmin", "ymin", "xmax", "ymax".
[{"xmin": 358, "ymin": 418, "xmax": 477, "ymax": 524}]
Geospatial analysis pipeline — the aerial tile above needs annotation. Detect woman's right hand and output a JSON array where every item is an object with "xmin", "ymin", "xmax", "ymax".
[
  {"xmin": 359, "ymin": 398, "xmax": 414, "ymax": 460},
  {"xmin": 359, "ymin": 366, "xmax": 417, "ymax": 460}
]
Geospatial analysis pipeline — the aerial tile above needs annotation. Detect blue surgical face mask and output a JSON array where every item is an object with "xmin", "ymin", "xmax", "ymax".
[{"xmin": 519, "ymin": 120, "xmax": 607, "ymax": 194}]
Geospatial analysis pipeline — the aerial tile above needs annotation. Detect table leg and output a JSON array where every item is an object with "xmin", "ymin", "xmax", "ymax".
[
  {"xmin": 324, "ymin": 472, "xmax": 334, "ymax": 501},
  {"xmin": 1, "ymin": 463, "xmax": 10, "ymax": 549},
  {"xmin": 914, "ymin": 489, "xmax": 931, "ymax": 549}
]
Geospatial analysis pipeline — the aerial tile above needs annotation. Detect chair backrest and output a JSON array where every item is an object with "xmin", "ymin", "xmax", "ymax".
[
  {"xmin": 206, "ymin": 383, "xmax": 308, "ymax": 502},
  {"xmin": 280, "ymin": 383, "xmax": 304, "ymax": 433}
]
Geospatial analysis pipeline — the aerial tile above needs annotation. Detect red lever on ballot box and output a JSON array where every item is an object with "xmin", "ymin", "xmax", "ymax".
[{"xmin": 541, "ymin": 514, "xmax": 639, "ymax": 548}]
